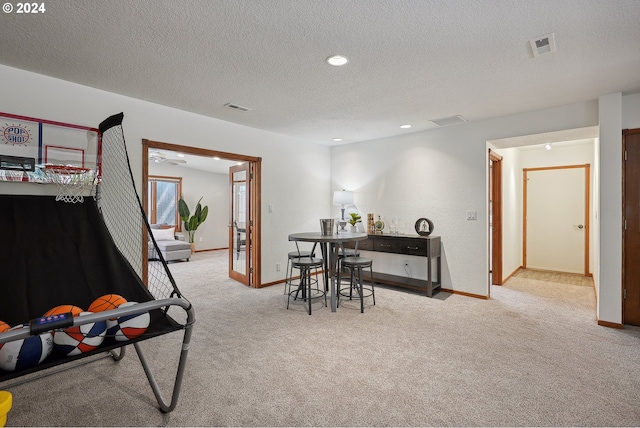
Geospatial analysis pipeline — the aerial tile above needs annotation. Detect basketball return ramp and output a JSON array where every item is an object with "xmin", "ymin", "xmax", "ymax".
[{"xmin": 0, "ymin": 112, "xmax": 195, "ymax": 413}]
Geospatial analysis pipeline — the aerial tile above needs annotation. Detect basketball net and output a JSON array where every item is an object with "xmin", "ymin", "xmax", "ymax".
[{"xmin": 43, "ymin": 165, "xmax": 95, "ymax": 204}]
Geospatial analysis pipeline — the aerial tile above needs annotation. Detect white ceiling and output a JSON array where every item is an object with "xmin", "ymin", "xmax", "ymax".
[{"xmin": 1, "ymin": 0, "xmax": 639, "ymax": 146}]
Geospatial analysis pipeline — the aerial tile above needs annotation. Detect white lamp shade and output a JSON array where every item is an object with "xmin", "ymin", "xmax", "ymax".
[{"xmin": 333, "ymin": 190, "xmax": 354, "ymax": 206}]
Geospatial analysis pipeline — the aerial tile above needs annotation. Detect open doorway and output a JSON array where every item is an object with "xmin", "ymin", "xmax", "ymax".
[
  {"xmin": 142, "ymin": 139, "xmax": 262, "ymax": 287},
  {"xmin": 487, "ymin": 126, "xmax": 599, "ymax": 298}
]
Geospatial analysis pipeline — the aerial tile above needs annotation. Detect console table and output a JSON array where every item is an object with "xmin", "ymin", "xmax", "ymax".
[{"xmin": 345, "ymin": 234, "xmax": 441, "ymax": 297}]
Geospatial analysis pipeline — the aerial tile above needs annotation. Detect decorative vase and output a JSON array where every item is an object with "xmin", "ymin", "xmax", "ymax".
[{"xmin": 190, "ymin": 242, "xmax": 196, "ymax": 253}]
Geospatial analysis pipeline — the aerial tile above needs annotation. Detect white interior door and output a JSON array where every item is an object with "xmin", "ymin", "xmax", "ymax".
[{"xmin": 525, "ymin": 167, "xmax": 586, "ymax": 274}]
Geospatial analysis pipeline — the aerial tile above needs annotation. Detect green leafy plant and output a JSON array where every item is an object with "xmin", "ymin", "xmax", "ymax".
[
  {"xmin": 178, "ymin": 196, "xmax": 209, "ymax": 243},
  {"xmin": 348, "ymin": 212, "xmax": 362, "ymax": 226}
]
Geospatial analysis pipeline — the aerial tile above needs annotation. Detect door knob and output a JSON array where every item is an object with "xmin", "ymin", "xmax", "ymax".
[{"xmin": 573, "ymin": 224, "xmax": 584, "ymax": 229}]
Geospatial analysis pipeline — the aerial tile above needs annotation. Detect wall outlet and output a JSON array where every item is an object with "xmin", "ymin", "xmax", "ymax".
[
  {"xmin": 276, "ymin": 263, "xmax": 281, "ymax": 272},
  {"xmin": 466, "ymin": 210, "xmax": 477, "ymax": 220},
  {"xmin": 199, "ymin": 237, "xmax": 203, "ymax": 242}
]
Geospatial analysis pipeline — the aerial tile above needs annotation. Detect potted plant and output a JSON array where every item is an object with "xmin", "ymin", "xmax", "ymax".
[
  {"xmin": 348, "ymin": 212, "xmax": 362, "ymax": 232},
  {"xmin": 178, "ymin": 196, "xmax": 209, "ymax": 252}
]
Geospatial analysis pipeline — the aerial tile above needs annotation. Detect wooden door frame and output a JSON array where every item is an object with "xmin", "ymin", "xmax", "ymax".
[
  {"xmin": 622, "ymin": 128, "xmax": 640, "ymax": 324},
  {"xmin": 522, "ymin": 164, "xmax": 590, "ymax": 275},
  {"xmin": 142, "ymin": 139, "xmax": 262, "ymax": 288},
  {"xmin": 489, "ymin": 149, "xmax": 503, "ymax": 286}
]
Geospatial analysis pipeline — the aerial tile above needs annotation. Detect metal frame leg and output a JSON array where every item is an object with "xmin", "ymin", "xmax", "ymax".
[{"xmin": 133, "ymin": 313, "xmax": 195, "ymax": 413}]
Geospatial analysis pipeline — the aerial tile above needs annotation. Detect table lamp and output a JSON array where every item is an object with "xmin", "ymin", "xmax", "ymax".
[{"xmin": 333, "ymin": 190, "xmax": 354, "ymax": 223}]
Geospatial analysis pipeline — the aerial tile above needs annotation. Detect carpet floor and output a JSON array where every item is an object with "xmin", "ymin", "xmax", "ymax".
[{"xmin": 3, "ymin": 250, "xmax": 640, "ymax": 427}]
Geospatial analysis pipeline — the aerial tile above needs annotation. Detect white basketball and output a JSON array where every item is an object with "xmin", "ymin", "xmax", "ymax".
[
  {"xmin": 53, "ymin": 312, "xmax": 107, "ymax": 356},
  {"xmin": 0, "ymin": 326, "xmax": 53, "ymax": 371},
  {"xmin": 106, "ymin": 302, "xmax": 150, "ymax": 341}
]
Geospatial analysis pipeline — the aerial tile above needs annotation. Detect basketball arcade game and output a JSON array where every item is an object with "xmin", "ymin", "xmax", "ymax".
[{"xmin": 0, "ymin": 112, "xmax": 195, "ymax": 413}]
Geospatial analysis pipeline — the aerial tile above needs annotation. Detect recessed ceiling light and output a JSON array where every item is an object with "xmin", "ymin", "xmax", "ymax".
[
  {"xmin": 400, "ymin": 124, "xmax": 412, "ymax": 129},
  {"xmin": 326, "ymin": 55, "xmax": 348, "ymax": 66},
  {"xmin": 333, "ymin": 138, "xmax": 343, "ymax": 142},
  {"xmin": 177, "ymin": 154, "xmax": 185, "ymax": 158},
  {"xmin": 213, "ymin": 157, "xmax": 220, "ymax": 160},
  {"xmin": 544, "ymin": 143, "xmax": 552, "ymax": 150}
]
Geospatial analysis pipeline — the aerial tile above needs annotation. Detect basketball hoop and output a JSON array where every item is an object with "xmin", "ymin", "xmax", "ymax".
[{"xmin": 43, "ymin": 165, "xmax": 95, "ymax": 203}]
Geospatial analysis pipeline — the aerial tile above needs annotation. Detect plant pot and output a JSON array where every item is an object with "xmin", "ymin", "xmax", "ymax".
[
  {"xmin": 190, "ymin": 243, "xmax": 196, "ymax": 253},
  {"xmin": 350, "ymin": 225, "xmax": 357, "ymax": 232}
]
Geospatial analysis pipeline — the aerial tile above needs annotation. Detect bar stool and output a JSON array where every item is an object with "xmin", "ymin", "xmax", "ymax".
[
  {"xmin": 284, "ymin": 243, "xmax": 318, "ymax": 295},
  {"xmin": 287, "ymin": 256, "xmax": 326, "ymax": 315},
  {"xmin": 337, "ymin": 256, "xmax": 375, "ymax": 313}
]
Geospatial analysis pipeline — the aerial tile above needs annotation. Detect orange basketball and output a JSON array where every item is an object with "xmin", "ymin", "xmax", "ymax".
[
  {"xmin": 0, "ymin": 320, "xmax": 9, "ymax": 350},
  {"xmin": 43, "ymin": 305, "xmax": 84, "ymax": 317},
  {"xmin": 88, "ymin": 294, "xmax": 128, "ymax": 313}
]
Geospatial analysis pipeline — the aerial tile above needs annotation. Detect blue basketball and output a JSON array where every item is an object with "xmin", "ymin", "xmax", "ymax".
[{"xmin": 0, "ymin": 326, "xmax": 53, "ymax": 371}]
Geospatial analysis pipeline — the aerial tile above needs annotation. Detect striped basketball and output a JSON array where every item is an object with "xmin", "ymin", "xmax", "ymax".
[
  {"xmin": 53, "ymin": 312, "xmax": 107, "ymax": 356},
  {"xmin": 0, "ymin": 327, "xmax": 53, "ymax": 371},
  {"xmin": 43, "ymin": 305, "xmax": 84, "ymax": 317},
  {"xmin": 106, "ymin": 302, "xmax": 150, "ymax": 341},
  {"xmin": 88, "ymin": 294, "xmax": 127, "ymax": 314}
]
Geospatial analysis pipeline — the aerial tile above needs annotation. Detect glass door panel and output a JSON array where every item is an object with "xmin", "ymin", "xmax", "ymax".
[{"xmin": 229, "ymin": 163, "xmax": 250, "ymax": 285}]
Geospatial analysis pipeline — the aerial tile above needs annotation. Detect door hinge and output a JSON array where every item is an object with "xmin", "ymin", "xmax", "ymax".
[
  {"xmin": 250, "ymin": 267, "xmax": 254, "ymax": 274},
  {"xmin": 625, "ymin": 220, "xmax": 627, "ymax": 230},
  {"xmin": 624, "ymin": 150, "xmax": 627, "ymax": 161},
  {"xmin": 624, "ymin": 289, "xmax": 627, "ymax": 299}
]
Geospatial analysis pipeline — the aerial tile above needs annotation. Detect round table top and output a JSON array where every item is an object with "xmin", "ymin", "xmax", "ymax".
[{"xmin": 288, "ymin": 231, "xmax": 368, "ymax": 243}]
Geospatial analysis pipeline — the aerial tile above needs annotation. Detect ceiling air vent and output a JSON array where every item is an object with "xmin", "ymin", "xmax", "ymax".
[
  {"xmin": 530, "ymin": 33, "xmax": 556, "ymax": 57},
  {"xmin": 224, "ymin": 103, "xmax": 251, "ymax": 112},
  {"xmin": 430, "ymin": 115, "xmax": 467, "ymax": 127}
]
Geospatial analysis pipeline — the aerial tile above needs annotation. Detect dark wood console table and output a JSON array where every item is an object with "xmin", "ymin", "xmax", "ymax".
[{"xmin": 345, "ymin": 234, "xmax": 441, "ymax": 297}]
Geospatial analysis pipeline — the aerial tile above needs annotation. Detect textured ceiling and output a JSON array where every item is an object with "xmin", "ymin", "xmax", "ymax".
[{"xmin": 1, "ymin": 0, "xmax": 639, "ymax": 145}]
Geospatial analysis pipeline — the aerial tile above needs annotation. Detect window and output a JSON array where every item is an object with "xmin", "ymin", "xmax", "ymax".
[{"xmin": 148, "ymin": 176, "xmax": 182, "ymax": 230}]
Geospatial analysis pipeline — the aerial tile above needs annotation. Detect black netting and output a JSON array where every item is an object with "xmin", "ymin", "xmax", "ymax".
[{"xmin": 96, "ymin": 113, "xmax": 184, "ymax": 303}]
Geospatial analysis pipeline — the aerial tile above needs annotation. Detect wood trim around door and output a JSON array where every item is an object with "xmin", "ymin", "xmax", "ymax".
[
  {"xmin": 522, "ymin": 164, "xmax": 590, "ymax": 276},
  {"xmin": 622, "ymin": 128, "xmax": 640, "ymax": 325},
  {"xmin": 142, "ymin": 139, "xmax": 262, "ymax": 287},
  {"xmin": 489, "ymin": 149, "xmax": 503, "ymax": 285}
]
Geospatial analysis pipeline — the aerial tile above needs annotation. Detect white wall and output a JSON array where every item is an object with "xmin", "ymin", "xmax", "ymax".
[
  {"xmin": 592, "ymin": 137, "xmax": 600, "ymax": 300},
  {"xmin": 331, "ymin": 101, "xmax": 599, "ymax": 297},
  {"xmin": 622, "ymin": 93, "xmax": 640, "ymax": 128},
  {"xmin": 0, "ymin": 64, "xmax": 331, "ymax": 284},
  {"xmin": 598, "ymin": 93, "xmax": 623, "ymax": 324},
  {"xmin": 148, "ymin": 162, "xmax": 228, "ymax": 251}
]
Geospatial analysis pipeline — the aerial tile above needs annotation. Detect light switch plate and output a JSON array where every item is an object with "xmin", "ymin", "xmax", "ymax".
[{"xmin": 466, "ymin": 210, "xmax": 477, "ymax": 220}]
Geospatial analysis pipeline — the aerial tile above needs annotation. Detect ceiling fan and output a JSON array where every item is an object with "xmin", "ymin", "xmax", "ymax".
[{"xmin": 149, "ymin": 150, "xmax": 187, "ymax": 165}]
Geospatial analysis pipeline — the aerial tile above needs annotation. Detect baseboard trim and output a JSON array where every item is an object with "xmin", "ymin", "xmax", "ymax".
[
  {"xmin": 440, "ymin": 288, "xmax": 489, "ymax": 300},
  {"xmin": 597, "ymin": 319, "xmax": 623, "ymax": 329},
  {"xmin": 258, "ymin": 279, "xmax": 285, "ymax": 288},
  {"xmin": 499, "ymin": 266, "xmax": 522, "ymax": 285}
]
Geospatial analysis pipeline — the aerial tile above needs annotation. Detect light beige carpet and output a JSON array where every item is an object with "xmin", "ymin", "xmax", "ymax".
[
  {"xmin": 3, "ymin": 250, "xmax": 640, "ymax": 427},
  {"xmin": 513, "ymin": 268, "xmax": 594, "ymax": 287}
]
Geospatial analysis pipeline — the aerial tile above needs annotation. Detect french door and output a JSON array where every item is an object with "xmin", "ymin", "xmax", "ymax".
[{"xmin": 229, "ymin": 163, "xmax": 250, "ymax": 285}]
